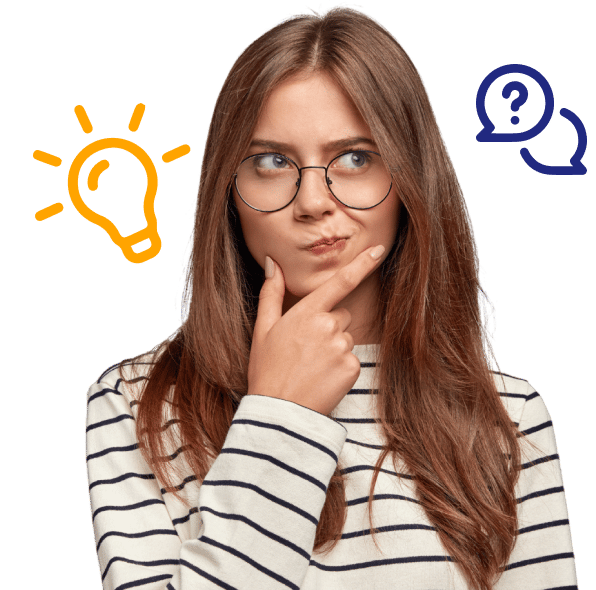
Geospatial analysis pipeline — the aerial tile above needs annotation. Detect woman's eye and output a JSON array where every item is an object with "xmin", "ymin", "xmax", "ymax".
[
  {"xmin": 254, "ymin": 154, "xmax": 290, "ymax": 170},
  {"xmin": 335, "ymin": 151, "xmax": 370, "ymax": 168}
]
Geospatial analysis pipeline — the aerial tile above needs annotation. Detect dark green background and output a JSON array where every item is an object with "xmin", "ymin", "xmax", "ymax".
[{"xmin": 0, "ymin": 0, "xmax": 596, "ymax": 590}]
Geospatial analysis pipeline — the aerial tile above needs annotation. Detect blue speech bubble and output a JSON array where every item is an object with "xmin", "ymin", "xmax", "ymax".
[
  {"xmin": 476, "ymin": 64, "xmax": 554, "ymax": 142},
  {"xmin": 476, "ymin": 65, "xmax": 587, "ymax": 175}
]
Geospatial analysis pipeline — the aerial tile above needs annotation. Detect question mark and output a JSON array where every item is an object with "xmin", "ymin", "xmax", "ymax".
[{"xmin": 502, "ymin": 81, "xmax": 529, "ymax": 125}]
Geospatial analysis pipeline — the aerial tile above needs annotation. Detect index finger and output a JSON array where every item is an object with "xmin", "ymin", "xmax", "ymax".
[{"xmin": 298, "ymin": 244, "xmax": 386, "ymax": 313}]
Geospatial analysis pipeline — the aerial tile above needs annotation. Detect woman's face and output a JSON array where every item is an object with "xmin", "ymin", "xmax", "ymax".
[{"xmin": 232, "ymin": 71, "xmax": 400, "ymax": 315}]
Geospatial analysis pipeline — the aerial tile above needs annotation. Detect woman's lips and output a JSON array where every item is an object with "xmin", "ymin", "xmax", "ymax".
[{"xmin": 306, "ymin": 238, "xmax": 348, "ymax": 255}]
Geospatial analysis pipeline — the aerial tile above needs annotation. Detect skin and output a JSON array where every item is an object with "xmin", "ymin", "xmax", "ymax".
[{"xmin": 232, "ymin": 71, "xmax": 401, "ymax": 345}]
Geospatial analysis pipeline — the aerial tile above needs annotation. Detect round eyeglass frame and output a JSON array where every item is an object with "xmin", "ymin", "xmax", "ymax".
[{"xmin": 232, "ymin": 150, "xmax": 393, "ymax": 213}]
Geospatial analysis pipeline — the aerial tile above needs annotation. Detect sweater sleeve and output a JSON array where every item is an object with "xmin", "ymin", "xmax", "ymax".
[
  {"xmin": 494, "ymin": 381, "xmax": 579, "ymax": 589},
  {"xmin": 86, "ymin": 377, "xmax": 348, "ymax": 590}
]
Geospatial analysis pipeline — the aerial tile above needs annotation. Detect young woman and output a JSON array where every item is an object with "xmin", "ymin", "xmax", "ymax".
[{"xmin": 86, "ymin": 8, "xmax": 578, "ymax": 590}]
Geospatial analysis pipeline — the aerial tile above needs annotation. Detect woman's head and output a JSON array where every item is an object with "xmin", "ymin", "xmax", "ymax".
[{"xmin": 192, "ymin": 6, "xmax": 464, "ymax": 345}]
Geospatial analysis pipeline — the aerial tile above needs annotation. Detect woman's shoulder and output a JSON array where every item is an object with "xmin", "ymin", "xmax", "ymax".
[
  {"xmin": 90, "ymin": 349, "xmax": 161, "ymax": 405},
  {"xmin": 491, "ymin": 369, "xmax": 534, "ymax": 396},
  {"xmin": 492, "ymin": 371, "xmax": 540, "ymax": 424},
  {"xmin": 492, "ymin": 371, "xmax": 551, "ymax": 428}
]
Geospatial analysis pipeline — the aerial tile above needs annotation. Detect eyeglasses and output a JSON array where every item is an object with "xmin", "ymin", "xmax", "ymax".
[{"xmin": 233, "ymin": 150, "xmax": 393, "ymax": 213}]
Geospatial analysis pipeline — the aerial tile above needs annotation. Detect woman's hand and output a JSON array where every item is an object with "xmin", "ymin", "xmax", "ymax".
[{"xmin": 247, "ymin": 244, "xmax": 385, "ymax": 416}]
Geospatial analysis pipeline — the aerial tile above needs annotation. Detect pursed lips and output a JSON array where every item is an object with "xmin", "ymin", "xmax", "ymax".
[{"xmin": 306, "ymin": 236, "xmax": 348, "ymax": 249}]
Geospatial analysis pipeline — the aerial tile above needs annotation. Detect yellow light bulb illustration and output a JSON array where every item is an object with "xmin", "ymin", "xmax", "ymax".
[
  {"xmin": 34, "ymin": 103, "xmax": 190, "ymax": 264},
  {"xmin": 68, "ymin": 137, "xmax": 159, "ymax": 263}
]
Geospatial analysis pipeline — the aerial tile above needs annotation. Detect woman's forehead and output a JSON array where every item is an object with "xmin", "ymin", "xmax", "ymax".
[{"xmin": 250, "ymin": 72, "xmax": 372, "ymax": 156}]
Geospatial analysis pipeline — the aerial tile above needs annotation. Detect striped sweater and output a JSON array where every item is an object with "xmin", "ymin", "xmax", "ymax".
[{"xmin": 86, "ymin": 343, "xmax": 578, "ymax": 589}]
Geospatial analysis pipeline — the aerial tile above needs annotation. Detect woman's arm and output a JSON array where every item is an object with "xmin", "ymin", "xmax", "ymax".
[{"xmin": 86, "ymin": 372, "xmax": 348, "ymax": 589}]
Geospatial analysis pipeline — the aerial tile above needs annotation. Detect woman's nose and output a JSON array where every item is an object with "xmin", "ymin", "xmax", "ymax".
[{"xmin": 293, "ymin": 167, "xmax": 337, "ymax": 216}]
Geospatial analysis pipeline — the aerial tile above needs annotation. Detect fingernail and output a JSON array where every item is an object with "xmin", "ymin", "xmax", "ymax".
[
  {"xmin": 265, "ymin": 255, "xmax": 274, "ymax": 278},
  {"xmin": 370, "ymin": 245, "xmax": 385, "ymax": 260}
]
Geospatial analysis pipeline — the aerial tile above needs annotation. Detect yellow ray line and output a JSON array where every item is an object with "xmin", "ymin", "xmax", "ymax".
[
  {"xmin": 33, "ymin": 150, "xmax": 62, "ymax": 166},
  {"xmin": 162, "ymin": 144, "xmax": 191, "ymax": 163},
  {"xmin": 129, "ymin": 103, "xmax": 145, "ymax": 131},
  {"xmin": 35, "ymin": 203, "xmax": 64, "ymax": 220},
  {"xmin": 75, "ymin": 105, "xmax": 93, "ymax": 133}
]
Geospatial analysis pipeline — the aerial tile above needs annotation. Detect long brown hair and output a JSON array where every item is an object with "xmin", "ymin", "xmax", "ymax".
[{"xmin": 117, "ymin": 8, "xmax": 538, "ymax": 589}]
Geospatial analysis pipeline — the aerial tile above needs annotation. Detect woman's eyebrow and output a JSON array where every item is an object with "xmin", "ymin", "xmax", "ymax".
[{"xmin": 249, "ymin": 136, "xmax": 377, "ymax": 152}]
